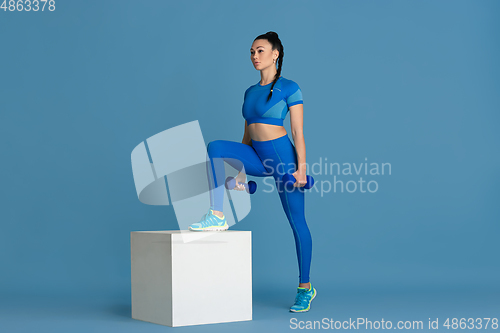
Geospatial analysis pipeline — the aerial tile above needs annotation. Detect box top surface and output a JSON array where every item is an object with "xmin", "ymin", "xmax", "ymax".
[{"xmin": 131, "ymin": 230, "xmax": 251, "ymax": 234}]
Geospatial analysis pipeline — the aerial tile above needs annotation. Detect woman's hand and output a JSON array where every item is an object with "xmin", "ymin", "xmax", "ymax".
[
  {"xmin": 234, "ymin": 172, "xmax": 247, "ymax": 191},
  {"xmin": 292, "ymin": 169, "xmax": 307, "ymax": 187}
]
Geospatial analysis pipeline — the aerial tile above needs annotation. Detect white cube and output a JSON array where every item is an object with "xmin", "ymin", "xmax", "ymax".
[{"xmin": 131, "ymin": 230, "xmax": 252, "ymax": 327}]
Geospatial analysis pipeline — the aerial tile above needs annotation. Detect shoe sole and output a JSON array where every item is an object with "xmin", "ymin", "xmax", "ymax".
[
  {"xmin": 188, "ymin": 225, "xmax": 229, "ymax": 231},
  {"xmin": 289, "ymin": 288, "xmax": 316, "ymax": 312}
]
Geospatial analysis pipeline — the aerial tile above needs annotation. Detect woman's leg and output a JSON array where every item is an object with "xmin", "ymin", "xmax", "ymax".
[
  {"xmin": 274, "ymin": 173, "xmax": 312, "ymax": 284},
  {"xmin": 206, "ymin": 140, "xmax": 271, "ymax": 213},
  {"xmin": 261, "ymin": 137, "xmax": 313, "ymax": 285}
]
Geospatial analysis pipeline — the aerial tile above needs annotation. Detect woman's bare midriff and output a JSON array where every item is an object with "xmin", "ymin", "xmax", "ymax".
[{"xmin": 248, "ymin": 123, "xmax": 287, "ymax": 141}]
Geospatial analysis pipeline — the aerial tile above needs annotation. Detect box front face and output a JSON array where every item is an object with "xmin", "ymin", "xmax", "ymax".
[
  {"xmin": 171, "ymin": 231, "xmax": 252, "ymax": 326},
  {"xmin": 131, "ymin": 232, "xmax": 173, "ymax": 326}
]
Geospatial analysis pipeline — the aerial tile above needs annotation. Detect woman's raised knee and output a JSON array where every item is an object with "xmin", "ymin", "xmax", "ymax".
[
  {"xmin": 207, "ymin": 140, "xmax": 228, "ymax": 157},
  {"xmin": 207, "ymin": 140, "xmax": 219, "ymax": 154}
]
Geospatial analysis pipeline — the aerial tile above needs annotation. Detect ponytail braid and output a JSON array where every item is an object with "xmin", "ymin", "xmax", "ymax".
[{"xmin": 254, "ymin": 31, "xmax": 284, "ymax": 101}]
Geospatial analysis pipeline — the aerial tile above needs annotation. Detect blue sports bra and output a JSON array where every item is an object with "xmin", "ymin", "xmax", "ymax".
[{"xmin": 242, "ymin": 76, "xmax": 303, "ymax": 126}]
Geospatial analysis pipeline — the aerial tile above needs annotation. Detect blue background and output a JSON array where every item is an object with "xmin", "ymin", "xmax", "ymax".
[{"xmin": 1, "ymin": 0, "xmax": 499, "ymax": 332}]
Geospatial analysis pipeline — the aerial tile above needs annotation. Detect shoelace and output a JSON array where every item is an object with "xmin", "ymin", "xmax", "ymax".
[
  {"xmin": 200, "ymin": 212, "xmax": 216, "ymax": 227},
  {"xmin": 294, "ymin": 289, "xmax": 310, "ymax": 304}
]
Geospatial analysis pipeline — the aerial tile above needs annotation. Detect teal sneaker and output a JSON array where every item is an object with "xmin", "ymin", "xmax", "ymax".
[
  {"xmin": 188, "ymin": 209, "xmax": 228, "ymax": 231},
  {"xmin": 289, "ymin": 283, "xmax": 316, "ymax": 312}
]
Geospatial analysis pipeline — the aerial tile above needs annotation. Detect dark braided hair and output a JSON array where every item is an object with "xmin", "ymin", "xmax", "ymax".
[{"xmin": 254, "ymin": 31, "xmax": 284, "ymax": 101}]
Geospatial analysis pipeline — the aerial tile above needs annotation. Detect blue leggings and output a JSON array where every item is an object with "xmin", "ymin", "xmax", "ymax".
[{"xmin": 206, "ymin": 133, "xmax": 312, "ymax": 284}]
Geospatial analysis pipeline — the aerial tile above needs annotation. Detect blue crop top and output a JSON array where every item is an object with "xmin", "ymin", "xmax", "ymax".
[{"xmin": 242, "ymin": 76, "xmax": 303, "ymax": 126}]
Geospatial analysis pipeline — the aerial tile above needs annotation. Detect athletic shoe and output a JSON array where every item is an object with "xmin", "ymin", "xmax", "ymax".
[
  {"xmin": 188, "ymin": 209, "xmax": 228, "ymax": 231},
  {"xmin": 289, "ymin": 282, "xmax": 316, "ymax": 312}
]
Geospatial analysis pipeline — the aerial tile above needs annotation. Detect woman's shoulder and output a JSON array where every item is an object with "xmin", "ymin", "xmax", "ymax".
[
  {"xmin": 243, "ymin": 81, "xmax": 259, "ymax": 99},
  {"xmin": 245, "ymin": 81, "xmax": 260, "ymax": 91},
  {"xmin": 281, "ymin": 76, "xmax": 300, "ymax": 86},
  {"xmin": 280, "ymin": 77, "xmax": 301, "ymax": 93}
]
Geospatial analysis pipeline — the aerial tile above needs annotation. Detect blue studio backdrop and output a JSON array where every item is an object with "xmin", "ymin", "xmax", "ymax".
[{"xmin": 1, "ymin": 0, "xmax": 499, "ymax": 332}]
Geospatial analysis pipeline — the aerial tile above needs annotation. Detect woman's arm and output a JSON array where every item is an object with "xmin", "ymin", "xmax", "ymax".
[
  {"xmin": 242, "ymin": 120, "xmax": 252, "ymax": 147},
  {"xmin": 233, "ymin": 120, "xmax": 252, "ymax": 187},
  {"xmin": 289, "ymin": 103, "xmax": 308, "ymax": 187}
]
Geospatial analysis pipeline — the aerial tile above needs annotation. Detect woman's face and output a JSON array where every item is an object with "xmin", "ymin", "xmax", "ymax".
[{"xmin": 250, "ymin": 39, "xmax": 278, "ymax": 71}]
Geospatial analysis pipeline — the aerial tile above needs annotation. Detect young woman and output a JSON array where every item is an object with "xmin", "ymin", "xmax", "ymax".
[{"xmin": 189, "ymin": 31, "xmax": 316, "ymax": 312}]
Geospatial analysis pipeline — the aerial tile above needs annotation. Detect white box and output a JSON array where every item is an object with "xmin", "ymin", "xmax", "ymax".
[{"xmin": 131, "ymin": 230, "xmax": 252, "ymax": 327}]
